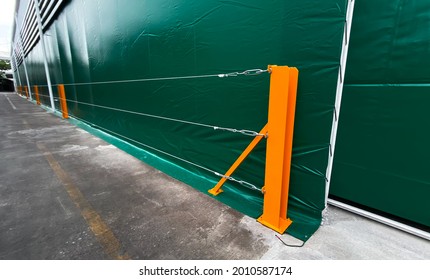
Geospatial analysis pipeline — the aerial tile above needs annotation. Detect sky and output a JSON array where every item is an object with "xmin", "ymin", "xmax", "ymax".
[{"xmin": 0, "ymin": 0, "xmax": 16, "ymax": 58}]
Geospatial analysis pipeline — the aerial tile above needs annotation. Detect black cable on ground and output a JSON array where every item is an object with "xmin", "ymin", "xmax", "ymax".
[{"xmin": 275, "ymin": 235, "xmax": 306, "ymax": 248}]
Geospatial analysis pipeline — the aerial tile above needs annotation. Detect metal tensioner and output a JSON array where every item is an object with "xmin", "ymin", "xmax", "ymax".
[{"xmin": 218, "ymin": 68, "xmax": 268, "ymax": 78}]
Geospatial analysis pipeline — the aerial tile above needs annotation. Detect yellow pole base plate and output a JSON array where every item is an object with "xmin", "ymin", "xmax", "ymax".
[
  {"xmin": 208, "ymin": 188, "xmax": 223, "ymax": 196},
  {"xmin": 257, "ymin": 216, "xmax": 293, "ymax": 234}
]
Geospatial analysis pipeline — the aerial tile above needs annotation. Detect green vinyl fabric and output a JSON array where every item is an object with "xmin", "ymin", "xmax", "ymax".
[
  {"xmin": 331, "ymin": 1, "xmax": 430, "ymax": 228},
  {"xmin": 15, "ymin": 0, "xmax": 349, "ymax": 241}
]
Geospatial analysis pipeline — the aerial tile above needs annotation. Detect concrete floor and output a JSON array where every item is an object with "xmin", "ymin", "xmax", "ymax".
[{"xmin": 1, "ymin": 91, "xmax": 429, "ymax": 260}]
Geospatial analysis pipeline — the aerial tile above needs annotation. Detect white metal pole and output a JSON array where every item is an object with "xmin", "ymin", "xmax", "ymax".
[
  {"xmin": 324, "ymin": 0, "xmax": 356, "ymax": 205},
  {"xmin": 33, "ymin": 0, "xmax": 55, "ymax": 111},
  {"xmin": 15, "ymin": 14, "xmax": 33, "ymax": 100},
  {"xmin": 11, "ymin": 47, "xmax": 22, "ymax": 88},
  {"xmin": 11, "ymin": 56, "xmax": 19, "ymax": 90}
]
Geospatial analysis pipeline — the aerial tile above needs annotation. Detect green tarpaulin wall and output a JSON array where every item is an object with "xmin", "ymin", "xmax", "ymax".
[
  {"xmin": 14, "ymin": 0, "xmax": 349, "ymax": 241},
  {"xmin": 331, "ymin": 1, "xmax": 430, "ymax": 229}
]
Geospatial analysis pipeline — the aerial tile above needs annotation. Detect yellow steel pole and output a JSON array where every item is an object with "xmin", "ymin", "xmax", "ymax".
[
  {"xmin": 57, "ymin": 84, "xmax": 69, "ymax": 119},
  {"xmin": 257, "ymin": 65, "xmax": 298, "ymax": 234},
  {"xmin": 281, "ymin": 68, "xmax": 299, "ymax": 219},
  {"xmin": 34, "ymin": 86, "xmax": 41, "ymax": 105},
  {"xmin": 24, "ymin": 86, "xmax": 29, "ymax": 99}
]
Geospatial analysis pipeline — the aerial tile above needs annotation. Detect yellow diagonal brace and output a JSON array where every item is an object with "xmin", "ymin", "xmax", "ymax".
[{"xmin": 208, "ymin": 124, "xmax": 268, "ymax": 196}]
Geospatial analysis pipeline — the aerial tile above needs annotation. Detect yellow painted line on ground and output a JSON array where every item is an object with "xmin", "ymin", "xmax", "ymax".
[{"xmin": 36, "ymin": 142, "xmax": 130, "ymax": 260}]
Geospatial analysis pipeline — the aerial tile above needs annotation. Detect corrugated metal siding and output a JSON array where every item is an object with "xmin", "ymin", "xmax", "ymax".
[{"xmin": 13, "ymin": 0, "xmax": 66, "ymax": 67}]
